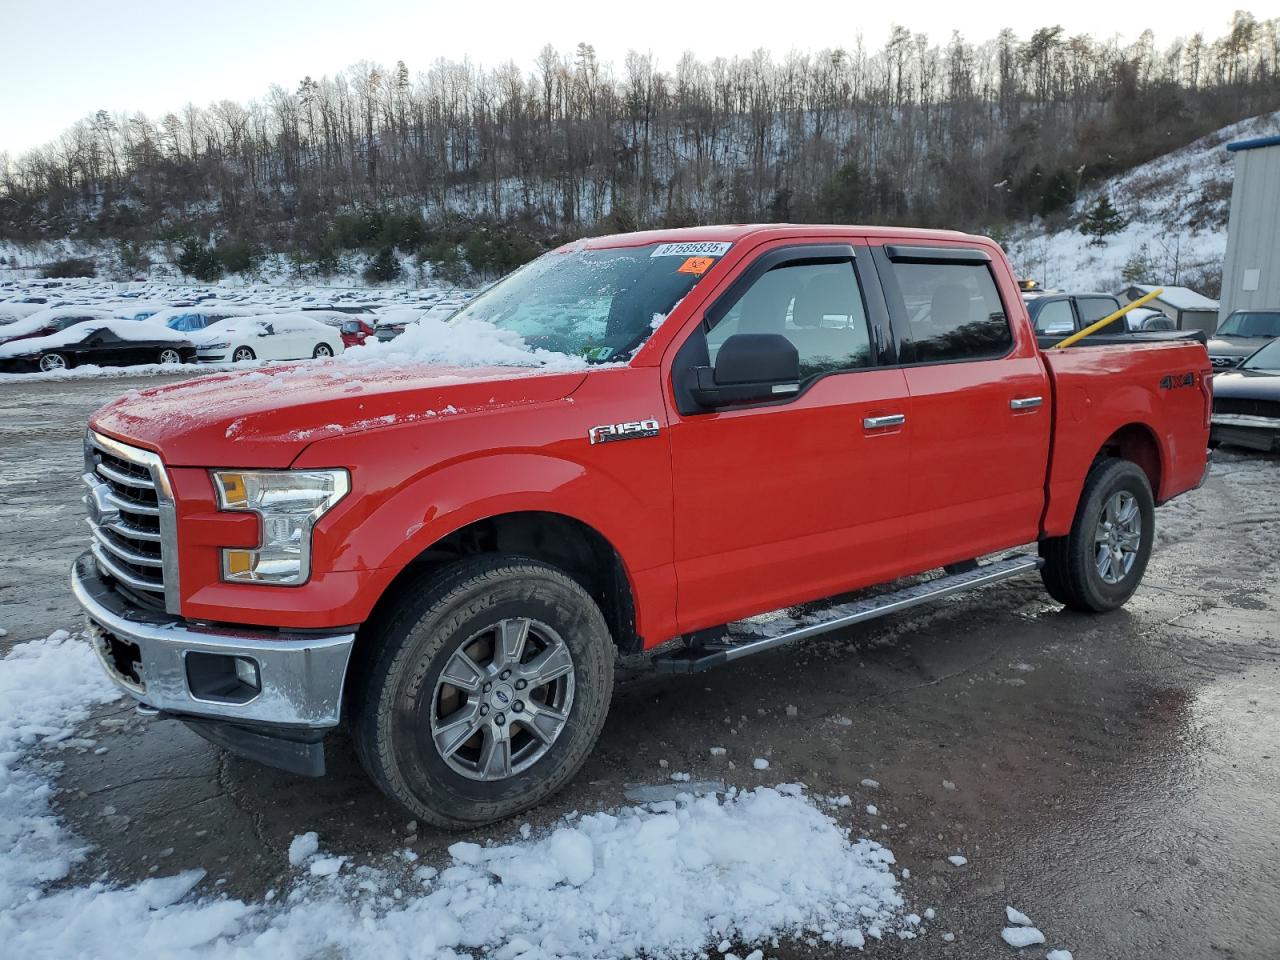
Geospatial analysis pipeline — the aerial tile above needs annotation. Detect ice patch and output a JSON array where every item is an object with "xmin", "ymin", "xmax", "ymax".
[
  {"xmin": 753, "ymin": 758, "xmax": 770, "ymax": 770},
  {"xmin": 1006, "ymin": 905, "xmax": 1034, "ymax": 926},
  {"xmin": 1046, "ymin": 950, "xmax": 1073, "ymax": 960},
  {"xmin": 947, "ymin": 855, "xmax": 968, "ymax": 867},
  {"xmin": 287, "ymin": 832, "xmax": 319, "ymax": 867},
  {"xmin": 1002, "ymin": 926, "xmax": 1047, "ymax": 948}
]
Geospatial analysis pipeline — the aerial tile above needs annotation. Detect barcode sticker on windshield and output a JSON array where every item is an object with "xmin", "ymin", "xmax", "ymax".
[{"xmin": 649, "ymin": 241, "xmax": 732, "ymax": 258}]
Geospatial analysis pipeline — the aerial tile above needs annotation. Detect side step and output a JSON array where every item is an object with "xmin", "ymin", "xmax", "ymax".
[{"xmin": 651, "ymin": 553, "xmax": 1043, "ymax": 674}]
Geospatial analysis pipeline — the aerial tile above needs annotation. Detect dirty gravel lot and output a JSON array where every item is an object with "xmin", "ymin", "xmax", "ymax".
[{"xmin": 2, "ymin": 373, "xmax": 1278, "ymax": 959}]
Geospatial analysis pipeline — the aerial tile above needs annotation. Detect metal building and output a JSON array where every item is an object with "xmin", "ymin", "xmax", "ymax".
[{"xmin": 1220, "ymin": 135, "xmax": 1280, "ymax": 323}]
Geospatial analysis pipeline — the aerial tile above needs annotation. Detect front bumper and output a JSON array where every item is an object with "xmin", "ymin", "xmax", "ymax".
[
  {"xmin": 1211, "ymin": 413, "xmax": 1280, "ymax": 452},
  {"xmin": 71, "ymin": 552, "xmax": 356, "ymax": 731}
]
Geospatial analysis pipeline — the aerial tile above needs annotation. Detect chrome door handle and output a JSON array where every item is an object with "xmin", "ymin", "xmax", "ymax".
[
  {"xmin": 1010, "ymin": 396, "xmax": 1044, "ymax": 410},
  {"xmin": 863, "ymin": 413, "xmax": 906, "ymax": 429}
]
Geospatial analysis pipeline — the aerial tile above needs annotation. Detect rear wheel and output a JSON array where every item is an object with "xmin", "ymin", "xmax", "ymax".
[
  {"xmin": 312, "ymin": 343, "xmax": 334, "ymax": 358},
  {"xmin": 351, "ymin": 556, "xmax": 614, "ymax": 828},
  {"xmin": 1039, "ymin": 457, "xmax": 1155, "ymax": 612},
  {"xmin": 231, "ymin": 346, "xmax": 255, "ymax": 362},
  {"xmin": 157, "ymin": 348, "xmax": 182, "ymax": 365},
  {"xmin": 38, "ymin": 352, "xmax": 69, "ymax": 372}
]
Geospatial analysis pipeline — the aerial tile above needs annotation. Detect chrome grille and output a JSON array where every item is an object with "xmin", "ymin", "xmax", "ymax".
[{"xmin": 83, "ymin": 431, "xmax": 180, "ymax": 613}]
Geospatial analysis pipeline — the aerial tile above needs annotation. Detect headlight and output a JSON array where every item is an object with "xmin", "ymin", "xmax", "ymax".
[
  {"xmin": 201, "ymin": 341, "xmax": 230, "ymax": 350},
  {"xmin": 212, "ymin": 469, "xmax": 349, "ymax": 585}
]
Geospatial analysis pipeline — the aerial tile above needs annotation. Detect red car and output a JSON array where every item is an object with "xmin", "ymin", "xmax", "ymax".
[
  {"xmin": 72, "ymin": 224, "xmax": 1211, "ymax": 829},
  {"xmin": 339, "ymin": 316, "xmax": 375, "ymax": 348}
]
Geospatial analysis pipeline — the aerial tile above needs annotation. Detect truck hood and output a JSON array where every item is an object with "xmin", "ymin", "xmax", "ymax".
[
  {"xmin": 1212, "ymin": 368, "xmax": 1280, "ymax": 399},
  {"xmin": 1207, "ymin": 335, "xmax": 1271, "ymax": 358},
  {"xmin": 91, "ymin": 361, "xmax": 589, "ymax": 468}
]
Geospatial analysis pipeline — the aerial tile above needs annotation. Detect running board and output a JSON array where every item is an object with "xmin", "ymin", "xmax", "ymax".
[{"xmin": 651, "ymin": 554, "xmax": 1043, "ymax": 674}]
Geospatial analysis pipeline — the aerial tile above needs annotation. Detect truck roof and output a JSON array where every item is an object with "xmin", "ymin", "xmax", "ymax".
[{"xmin": 564, "ymin": 223, "xmax": 979, "ymax": 252}]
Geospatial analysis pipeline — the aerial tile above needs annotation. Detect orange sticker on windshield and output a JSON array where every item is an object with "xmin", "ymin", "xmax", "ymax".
[{"xmin": 677, "ymin": 256, "xmax": 715, "ymax": 275}]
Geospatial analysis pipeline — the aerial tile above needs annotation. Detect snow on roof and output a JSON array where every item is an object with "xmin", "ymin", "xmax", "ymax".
[
  {"xmin": 0, "ymin": 307, "xmax": 114, "ymax": 339},
  {"xmin": 1126, "ymin": 284, "xmax": 1218, "ymax": 311},
  {"xmin": 0, "ymin": 318, "xmax": 188, "ymax": 357}
]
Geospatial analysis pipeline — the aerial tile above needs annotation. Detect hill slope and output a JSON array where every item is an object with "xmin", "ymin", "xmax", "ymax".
[{"xmin": 1003, "ymin": 110, "xmax": 1280, "ymax": 294}]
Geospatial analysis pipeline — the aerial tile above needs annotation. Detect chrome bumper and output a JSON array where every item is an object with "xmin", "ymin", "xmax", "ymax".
[{"xmin": 71, "ymin": 552, "xmax": 356, "ymax": 729}]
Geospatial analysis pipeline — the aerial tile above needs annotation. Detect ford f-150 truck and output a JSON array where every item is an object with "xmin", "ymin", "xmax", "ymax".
[{"xmin": 72, "ymin": 225, "xmax": 1212, "ymax": 828}]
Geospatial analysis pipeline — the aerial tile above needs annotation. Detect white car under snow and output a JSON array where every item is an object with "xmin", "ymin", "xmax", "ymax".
[{"xmin": 191, "ymin": 313, "xmax": 345, "ymax": 363}]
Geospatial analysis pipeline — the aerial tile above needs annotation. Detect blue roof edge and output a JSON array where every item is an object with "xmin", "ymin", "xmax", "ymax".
[{"xmin": 1227, "ymin": 134, "xmax": 1280, "ymax": 152}]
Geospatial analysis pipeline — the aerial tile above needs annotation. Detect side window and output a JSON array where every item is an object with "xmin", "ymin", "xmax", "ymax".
[
  {"xmin": 1034, "ymin": 300, "xmax": 1076, "ymax": 335},
  {"xmin": 1077, "ymin": 297, "xmax": 1120, "ymax": 327},
  {"xmin": 707, "ymin": 261, "xmax": 872, "ymax": 379},
  {"xmin": 891, "ymin": 261, "xmax": 1013, "ymax": 362}
]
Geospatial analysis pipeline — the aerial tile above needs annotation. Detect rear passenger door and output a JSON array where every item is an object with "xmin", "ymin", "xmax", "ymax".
[
  {"xmin": 666, "ymin": 242, "xmax": 915, "ymax": 632},
  {"xmin": 871, "ymin": 243, "xmax": 1051, "ymax": 569}
]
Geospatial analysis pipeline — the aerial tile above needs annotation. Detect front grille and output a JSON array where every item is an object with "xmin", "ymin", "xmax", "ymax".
[
  {"xmin": 1214, "ymin": 397, "xmax": 1280, "ymax": 419},
  {"xmin": 84, "ymin": 432, "xmax": 177, "ymax": 612}
]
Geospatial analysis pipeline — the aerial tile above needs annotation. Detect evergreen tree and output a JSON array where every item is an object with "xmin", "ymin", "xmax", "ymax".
[
  {"xmin": 1081, "ymin": 195, "xmax": 1126, "ymax": 246},
  {"xmin": 363, "ymin": 247, "xmax": 403, "ymax": 283}
]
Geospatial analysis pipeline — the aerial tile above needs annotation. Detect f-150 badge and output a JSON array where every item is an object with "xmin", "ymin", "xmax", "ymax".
[{"xmin": 588, "ymin": 419, "xmax": 661, "ymax": 444}]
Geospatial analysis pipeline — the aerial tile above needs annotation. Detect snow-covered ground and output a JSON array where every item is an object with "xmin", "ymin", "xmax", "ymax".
[
  {"xmin": 1004, "ymin": 110, "xmax": 1280, "ymax": 293},
  {"xmin": 0, "ymin": 632, "xmax": 922, "ymax": 960}
]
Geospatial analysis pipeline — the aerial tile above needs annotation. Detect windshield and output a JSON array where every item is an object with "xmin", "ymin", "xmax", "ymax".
[
  {"xmin": 1217, "ymin": 311, "xmax": 1280, "ymax": 338},
  {"xmin": 1242, "ymin": 338, "xmax": 1280, "ymax": 371},
  {"xmin": 446, "ymin": 241, "xmax": 730, "ymax": 362}
]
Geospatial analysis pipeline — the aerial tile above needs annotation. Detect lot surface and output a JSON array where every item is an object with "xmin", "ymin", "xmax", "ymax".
[{"xmin": 2, "ymin": 373, "xmax": 1278, "ymax": 958}]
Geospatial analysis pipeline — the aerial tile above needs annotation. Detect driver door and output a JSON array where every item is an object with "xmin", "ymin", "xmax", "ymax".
[{"xmin": 665, "ymin": 241, "xmax": 914, "ymax": 633}]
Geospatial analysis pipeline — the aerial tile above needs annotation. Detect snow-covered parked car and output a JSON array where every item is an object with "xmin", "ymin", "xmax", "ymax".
[
  {"xmin": 0, "ymin": 307, "xmax": 116, "ymax": 346},
  {"xmin": 146, "ymin": 305, "xmax": 263, "ymax": 334},
  {"xmin": 0, "ymin": 319, "xmax": 195, "ymax": 372},
  {"xmin": 191, "ymin": 313, "xmax": 345, "ymax": 363}
]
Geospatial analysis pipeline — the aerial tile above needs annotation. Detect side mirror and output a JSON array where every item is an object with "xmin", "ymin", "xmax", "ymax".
[{"xmin": 689, "ymin": 333, "xmax": 800, "ymax": 408}]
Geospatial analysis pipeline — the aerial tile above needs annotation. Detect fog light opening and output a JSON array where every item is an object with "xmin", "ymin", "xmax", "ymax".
[{"xmin": 185, "ymin": 652, "xmax": 263, "ymax": 704}]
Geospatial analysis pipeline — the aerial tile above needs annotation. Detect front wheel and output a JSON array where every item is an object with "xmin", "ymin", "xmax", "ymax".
[
  {"xmin": 312, "ymin": 342, "xmax": 334, "ymax": 358},
  {"xmin": 351, "ymin": 556, "xmax": 614, "ymax": 829},
  {"xmin": 231, "ymin": 346, "xmax": 255, "ymax": 362},
  {"xmin": 38, "ymin": 352, "xmax": 70, "ymax": 372},
  {"xmin": 1039, "ymin": 457, "xmax": 1155, "ymax": 612}
]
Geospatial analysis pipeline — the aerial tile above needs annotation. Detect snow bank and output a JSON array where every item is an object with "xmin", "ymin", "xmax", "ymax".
[{"xmin": 0, "ymin": 633, "xmax": 910, "ymax": 960}]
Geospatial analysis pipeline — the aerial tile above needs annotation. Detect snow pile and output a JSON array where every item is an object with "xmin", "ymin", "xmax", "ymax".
[
  {"xmin": 1005, "ymin": 109, "xmax": 1280, "ymax": 292},
  {"xmin": 0, "ymin": 633, "xmax": 909, "ymax": 960},
  {"xmin": 345, "ymin": 313, "xmax": 588, "ymax": 371},
  {"xmin": 0, "ymin": 631, "xmax": 122, "ymax": 913}
]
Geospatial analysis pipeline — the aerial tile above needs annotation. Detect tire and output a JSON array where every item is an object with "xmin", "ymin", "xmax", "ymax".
[
  {"xmin": 231, "ymin": 346, "xmax": 255, "ymax": 362},
  {"xmin": 158, "ymin": 348, "xmax": 183, "ymax": 365},
  {"xmin": 351, "ymin": 556, "xmax": 614, "ymax": 829},
  {"xmin": 1039, "ymin": 457, "xmax": 1155, "ymax": 612},
  {"xmin": 38, "ymin": 352, "xmax": 70, "ymax": 372},
  {"xmin": 312, "ymin": 342, "xmax": 334, "ymax": 358}
]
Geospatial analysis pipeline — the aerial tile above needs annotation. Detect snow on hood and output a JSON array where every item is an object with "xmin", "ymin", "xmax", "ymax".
[
  {"xmin": 0, "ymin": 319, "xmax": 189, "ymax": 358},
  {"xmin": 93, "ymin": 314, "xmax": 597, "ymax": 466}
]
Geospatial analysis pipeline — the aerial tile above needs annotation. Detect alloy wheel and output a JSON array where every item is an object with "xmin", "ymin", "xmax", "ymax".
[{"xmin": 1094, "ymin": 491, "xmax": 1141, "ymax": 584}]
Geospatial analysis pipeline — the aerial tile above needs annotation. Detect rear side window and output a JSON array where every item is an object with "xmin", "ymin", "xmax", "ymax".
[
  {"xmin": 1077, "ymin": 297, "xmax": 1120, "ymax": 326},
  {"xmin": 890, "ymin": 262, "xmax": 1012, "ymax": 363},
  {"xmin": 706, "ymin": 261, "xmax": 872, "ymax": 379}
]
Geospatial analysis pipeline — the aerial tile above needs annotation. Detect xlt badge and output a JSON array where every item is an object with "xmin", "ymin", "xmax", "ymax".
[{"xmin": 588, "ymin": 419, "xmax": 661, "ymax": 445}]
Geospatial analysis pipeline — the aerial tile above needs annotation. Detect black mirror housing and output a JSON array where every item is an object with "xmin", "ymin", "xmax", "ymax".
[{"xmin": 689, "ymin": 333, "xmax": 800, "ymax": 408}]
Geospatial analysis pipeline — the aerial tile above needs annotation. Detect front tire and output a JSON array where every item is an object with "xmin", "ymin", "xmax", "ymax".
[
  {"xmin": 1039, "ymin": 457, "xmax": 1155, "ymax": 612},
  {"xmin": 351, "ymin": 556, "xmax": 614, "ymax": 829},
  {"xmin": 38, "ymin": 352, "xmax": 70, "ymax": 372},
  {"xmin": 231, "ymin": 346, "xmax": 255, "ymax": 362}
]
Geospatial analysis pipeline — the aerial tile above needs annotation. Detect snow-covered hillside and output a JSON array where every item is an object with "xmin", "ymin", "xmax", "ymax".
[{"xmin": 1003, "ymin": 110, "xmax": 1280, "ymax": 294}]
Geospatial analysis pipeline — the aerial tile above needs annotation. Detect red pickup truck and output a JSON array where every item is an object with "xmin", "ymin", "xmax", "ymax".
[{"xmin": 72, "ymin": 225, "xmax": 1211, "ymax": 828}]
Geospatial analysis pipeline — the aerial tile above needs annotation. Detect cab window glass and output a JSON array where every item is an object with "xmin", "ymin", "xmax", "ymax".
[
  {"xmin": 707, "ymin": 261, "xmax": 872, "ymax": 379},
  {"xmin": 891, "ymin": 261, "xmax": 1012, "ymax": 362},
  {"xmin": 1077, "ymin": 297, "xmax": 1120, "ymax": 326},
  {"xmin": 1034, "ymin": 299, "xmax": 1075, "ymax": 335}
]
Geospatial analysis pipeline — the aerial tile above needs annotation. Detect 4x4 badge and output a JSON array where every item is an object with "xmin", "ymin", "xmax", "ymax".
[{"xmin": 588, "ymin": 419, "xmax": 661, "ymax": 445}]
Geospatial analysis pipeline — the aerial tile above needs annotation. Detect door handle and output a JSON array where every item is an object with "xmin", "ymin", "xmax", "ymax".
[
  {"xmin": 863, "ymin": 413, "xmax": 906, "ymax": 429},
  {"xmin": 1010, "ymin": 396, "xmax": 1043, "ymax": 410}
]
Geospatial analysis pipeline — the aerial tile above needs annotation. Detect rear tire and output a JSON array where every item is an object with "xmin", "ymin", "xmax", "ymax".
[
  {"xmin": 158, "ymin": 348, "xmax": 182, "ymax": 365},
  {"xmin": 1039, "ymin": 457, "xmax": 1155, "ymax": 612},
  {"xmin": 351, "ymin": 556, "xmax": 614, "ymax": 829},
  {"xmin": 312, "ymin": 343, "xmax": 334, "ymax": 358}
]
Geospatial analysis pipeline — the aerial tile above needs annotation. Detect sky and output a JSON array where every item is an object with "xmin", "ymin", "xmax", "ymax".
[{"xmin": 0, "ymin": 0, "xmax": 1253, "ymax": 156}]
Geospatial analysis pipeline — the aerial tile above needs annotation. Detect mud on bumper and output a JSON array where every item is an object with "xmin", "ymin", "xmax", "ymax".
[{"xmin": 71, "ymin": 552, "xmax": 357, "ymax": 776}]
